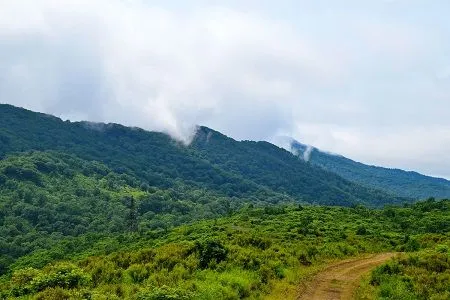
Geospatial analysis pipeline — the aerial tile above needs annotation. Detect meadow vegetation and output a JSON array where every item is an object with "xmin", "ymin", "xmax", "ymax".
[
  {"xmin": 357, "ymin": 246, "xmax": 450, "ymax": 300},
  {"xmin": 1, "ymin": 199, "xmax": 448, "ymax": 299}
]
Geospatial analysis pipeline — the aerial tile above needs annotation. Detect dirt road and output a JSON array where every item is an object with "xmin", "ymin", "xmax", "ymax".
[{"xmin": 297, "ymin": 253, "xmax": 397, "ymax": 300}]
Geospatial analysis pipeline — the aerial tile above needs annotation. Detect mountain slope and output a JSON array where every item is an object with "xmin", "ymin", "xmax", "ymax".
[
  {"xmin": 192, "ymin": 127, "xmax": 403, "ymax": 206},
  {"xmin": 0, "ymin": 104, "xmax": 289, "ymax": 203},
  {"xmin": 0, "ymin": 104, "xmax": 402, "ymax": 207},
  {"xmin": 0, "ymin": 151, "xmax": 267, "ymax": 274},
  {"xmin": 291, "ymin": 141, "xmax": 450, "ymax": 199},
  {"xmin": 0, "ymin": 104, "xmax": 409, "ymax": 276}
]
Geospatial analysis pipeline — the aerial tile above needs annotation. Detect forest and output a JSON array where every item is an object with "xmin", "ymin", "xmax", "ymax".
[{"xmin": 0, "ymin": 104, "xmax": 407, "ymax": 207}]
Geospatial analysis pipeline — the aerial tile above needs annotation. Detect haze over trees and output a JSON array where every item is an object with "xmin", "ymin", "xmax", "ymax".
[{"xmin": 291, "ymin": 141, "xmax": 450, "ymax": 199}]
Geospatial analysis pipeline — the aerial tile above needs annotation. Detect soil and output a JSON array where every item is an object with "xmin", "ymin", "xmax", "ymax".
[{"xmin": 296, "ymin": 253, "xmax": 397, "ymax": 300}]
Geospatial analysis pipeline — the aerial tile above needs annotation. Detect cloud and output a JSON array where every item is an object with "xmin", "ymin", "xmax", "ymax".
[
  {"xmin": 0, "ymin": 0, "xmax": 329, "ymax": 140},
  {"xmin": 0, "ymin": 0, "xmax": 449, "ymax": 178}
]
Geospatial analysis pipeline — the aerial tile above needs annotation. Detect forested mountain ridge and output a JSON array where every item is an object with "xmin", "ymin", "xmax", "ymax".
[
  {"xmin": 192, "ymin": 127, "xmax": 401, "ymax": 206},
  {"xmin": 0, "ymin": 104, "xmax": 288, "ymax": 202},
  {"xmin": 0, "ymin": 104, "xmax": 402, "ymax": 207},
  {"xmin": 291, "ymin": 140, "xmax": 450, "ymax": 199},
  {"xmin": 0, "ymin": 104, "xmax": 406, "ymax": 274}
]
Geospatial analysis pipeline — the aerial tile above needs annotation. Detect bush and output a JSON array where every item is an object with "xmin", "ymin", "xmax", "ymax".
[
  {"xmin": 137, "ymin": 286, "xmax": 195, "ymax": 300},
  {"xmin": 436, "ymin": 244, "xmax": 449, "ymax": 254},
  {"xmin": 195, "ymin": 240, "xmax": 228, "ymax": 269},
  {"xmin": 369, "ymin": 250, "xmax": 450, "ymax": 299},
  {"xmin": 404, "ymin": 238, "xmax": 421, "ymax": 252},
  {"xmin": 10, "ymin": 263, "xmax": 91, "ymax": 296},
  {"xmin": 356, "ymin": 226, "xmax": 368, "ymax": 235}
]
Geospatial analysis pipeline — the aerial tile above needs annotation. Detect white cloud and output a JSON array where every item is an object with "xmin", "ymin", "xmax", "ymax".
[{"xmin": 0, "ymin": 0, "xmax": 449, "ymax": 177}]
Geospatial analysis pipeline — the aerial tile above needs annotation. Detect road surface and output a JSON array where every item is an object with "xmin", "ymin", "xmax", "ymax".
[{"xmin": 297, "ymin": 253, "xmax": 396, "ymax": 300}]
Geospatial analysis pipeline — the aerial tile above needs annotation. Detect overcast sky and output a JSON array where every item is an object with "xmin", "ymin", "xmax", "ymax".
[{"xmin": 1, "ymin": 0, "xmax": 449, "ymax": 179}]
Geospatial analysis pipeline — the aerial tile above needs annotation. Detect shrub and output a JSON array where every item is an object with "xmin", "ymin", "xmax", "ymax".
[
  {"xmin": 436, "ymin": 244, "xmax": 449, "ymax": 254},
  {"xmin": 126, "ymin": 264, "xmax": 150, "ymax": 283},
  {"xmin": 10, "ymin": 263, "xmax": 90, "ymax": 297},
  {"xmin": 137, "ymin": 285, "xmax": 195, "ymax": 300},
  {"xmin": 356, "ymin": 226, "xmax": 368, "ymax": 235},
  {"xmin": 404, "ymin": 238, "xmax": 421, "ymax": 252},
  {"xmin": 195, "ymin": 240, "xmax": 228, "ymax": 269}
]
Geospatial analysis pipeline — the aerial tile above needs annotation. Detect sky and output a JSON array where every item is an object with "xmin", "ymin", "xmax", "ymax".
[{"xmin": 0, "ymin": 0, "xmax": 449, "ymax": 179}]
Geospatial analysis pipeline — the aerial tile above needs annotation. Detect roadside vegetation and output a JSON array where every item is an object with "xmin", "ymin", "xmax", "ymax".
[
  {"xmin": 1, "ymin": 199, "xmax": 448, "ymax": 299},
  {"xmin": 357, "ymin": 245, "xmax": 450, "ymax": 300}
]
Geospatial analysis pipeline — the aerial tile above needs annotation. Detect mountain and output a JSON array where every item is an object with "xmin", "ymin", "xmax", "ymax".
[
  {"xmin": 1, "ymin": 104, "xmax": 449, "ymax": 299},
  {"xmin": 0, "ymin": 104, "xmax": 402, "ymax": 208},
  {"xmin": 0, "ymin": 104, "xmax": 410, "ymax": 275},
  {"xmin": 291, "ymin": 140, "xmax": 450, "ymax": 199},
  {"xmin": 191, "ymin": 127, "xmax": 402, "ymax": 206}
]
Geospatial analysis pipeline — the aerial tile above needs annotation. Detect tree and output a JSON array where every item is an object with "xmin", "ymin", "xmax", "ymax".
[{"xmin": 123, "ymin": 196, "xmax": 138, "ymax": 232}]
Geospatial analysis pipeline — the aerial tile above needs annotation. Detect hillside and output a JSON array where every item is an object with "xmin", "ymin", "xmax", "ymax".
[
  {"xmin": 192, "ymin": 127, "xmax": 401, "ymax": 206},
  {"xmin": 0, "ymin": 104, "xmax": 407, "ymax": 276},
  {"xmin": 0, "ymin": 151, "xmax": 258, "ymax": 275},
  {"xmin": 291, "ymin": 141, "xmax": 450, "ymax": 199},
  {"xmin": 1, "ymin": 199, "xmax": 448, "ymax": 299},
  {"xmin": 0, "ymin": 104, "xmax": 401, "ymax": 207}
]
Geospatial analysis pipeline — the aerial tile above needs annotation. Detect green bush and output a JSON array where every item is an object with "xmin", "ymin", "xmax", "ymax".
[
  {"xmin": 368, "ymin": 250, "xmax": 450, "ymax": 299},
  {"xmin": 137, "ymin": 286, "xmax": 195, "ymax": 300},
  {"xmin": 10, "ymin": 263, "xmax": 90, "ymax": 297},
  {"xmin": 195, "ymin": 240, "xmax": 228, "ymax": 269},
  {"xmin": 126, "ymin": 264, "xmax": 150, "ymax": 283}
]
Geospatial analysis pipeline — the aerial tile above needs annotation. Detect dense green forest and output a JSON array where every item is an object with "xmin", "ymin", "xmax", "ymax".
[
  {"xmin": 0, "ymin": 151, "xmax": 288, "ymax": 276},
  {"xmin": 291, "ymin": 141, "xmax": 450, "ymax": 199},
  {"xmin": 0, "ymin": 199, "xmax": 448, "ymax": 299},
  {"xmin": 0, "ymin": 104, "xmax": 404, "ymax": 207}
]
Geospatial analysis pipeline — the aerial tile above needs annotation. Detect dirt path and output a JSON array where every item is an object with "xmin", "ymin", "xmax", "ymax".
[{"xmin": 297, "ymin": 253, "xmax": 397, "ymax": 300}]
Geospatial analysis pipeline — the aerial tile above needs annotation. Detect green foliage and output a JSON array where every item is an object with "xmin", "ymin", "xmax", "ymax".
[
  {"xmin": 137, "ymin": 286, "xmax": 195, "ymax": 300},
  {"xmin": 192, "ymin": 127, "xmax": 405, "ymax": 207},
  {"xmin": 9, "ymin": 263, "xmax": 90, "ymax": 297},
  {"xmin": 0, "ymin": 104, "xmax": 291, "ymax": 206},
  {"xmin": 367, "ymin": 249, "xmax": 450, "ymax": 300},
  {"xmin": 1, "ymin": 201, "xmax": 448, "ymax": 299},
  {"xmin": 356, "ymin": 226, "xmax": 368, "ymax": 235},
  {"xmin": 1, "ymin": 104, "xmax": 406, "ymax": 209},
  {"xmin": 0, "ymin": 151, "xmax": 262, "ymax": 275},
  {"xmin": 195, "ymin": 240, "xmax": 228, "ymax": 269}
]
